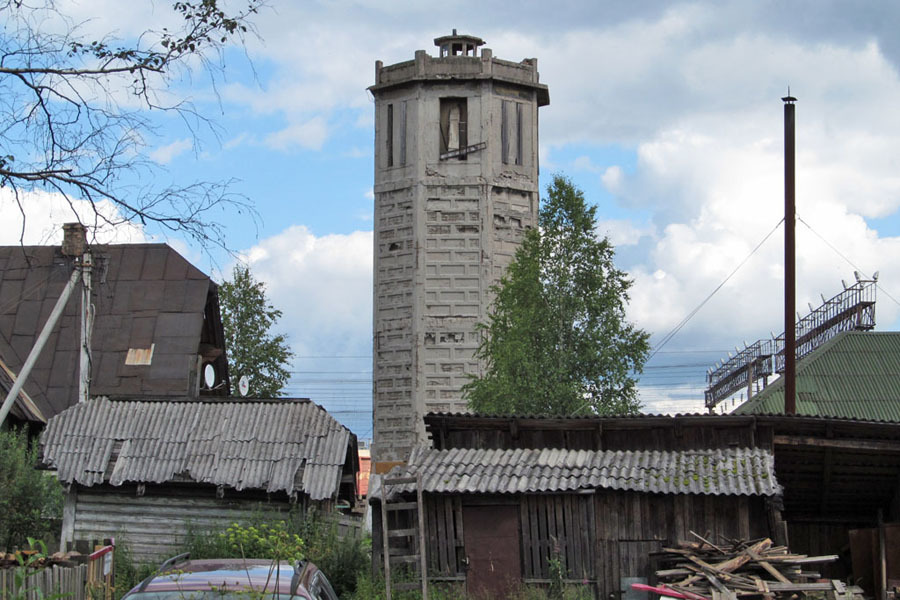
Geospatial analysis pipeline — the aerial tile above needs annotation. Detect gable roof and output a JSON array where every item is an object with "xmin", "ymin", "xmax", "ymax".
[
  {"xmin": 377, "ymin": 446, "xmax": 780, "ymax": 498},
  {"xmin": 39, "ymin": 397, "xmax": 356, "ymax": 500},
  {"xmin": 733, "ymin": 331, "xmax": 900, "ymax": 421},
  {"xmin": 0, "ymin": 244, "xmax": 227, "ymax": 422}
]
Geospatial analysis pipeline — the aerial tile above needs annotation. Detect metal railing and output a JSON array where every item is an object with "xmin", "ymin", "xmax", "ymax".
[{"xmin": 705, "ymin": 279, "xmax": 876, "ymax": 410}]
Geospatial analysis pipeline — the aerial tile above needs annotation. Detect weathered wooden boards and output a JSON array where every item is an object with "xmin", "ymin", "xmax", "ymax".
[{"xmin": 653, "ymin": 533, "xmax": 862, "ymax": 600}]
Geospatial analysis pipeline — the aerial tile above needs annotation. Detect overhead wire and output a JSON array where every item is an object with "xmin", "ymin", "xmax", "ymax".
[
  {"xmin": 797, "ymin": 214, "xmax": 900, "ymax": 308},
  {"xmin": 648, "ymin": 218, "xmax": 784, "ymax": 360}
]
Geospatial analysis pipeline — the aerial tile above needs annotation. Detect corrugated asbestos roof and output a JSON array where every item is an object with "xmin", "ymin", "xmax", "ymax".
[
  {"xmin": 734, "ymin": 331, "xmax": 900, "ymax": 421},
  {"xmin": 40, "ymin": 397, "xmax": 353, "ymax": 500},
  {"xmin": 378, "ymin": 446, "xmax": 780, "ymax": 498}
]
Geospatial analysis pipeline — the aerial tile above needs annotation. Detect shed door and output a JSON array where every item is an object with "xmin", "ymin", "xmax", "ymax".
[{"xmin": 463, "ymin": 504, "xmax": 520, "ymax": 598}]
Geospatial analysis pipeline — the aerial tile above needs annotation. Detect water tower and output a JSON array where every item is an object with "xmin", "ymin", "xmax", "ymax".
[{"xmin": 370, "ymin": 31, "xmax": 549, "ymax": 468}]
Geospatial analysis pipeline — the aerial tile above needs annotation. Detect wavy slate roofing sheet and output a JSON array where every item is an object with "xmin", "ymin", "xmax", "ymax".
[
  {"xmin": 39, "ymin": 397, "xmax": 353, "ymax": 500},
  {"xmin": 382, "ymin": 446, "xmax": 780, "ymax": 497},
  {"xmin": 734, "ymin": 331, "xmax": 900, "ymax": 422}
]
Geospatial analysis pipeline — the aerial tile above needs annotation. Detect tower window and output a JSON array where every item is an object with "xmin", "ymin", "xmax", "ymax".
[
  {"xmin": 385, "ymin": 101, "xmax": 408, "ymax": 168},
  {"xmin": 386, "ymin": 104, "xmax": 393, "ymax": 167},
  {"xmin": 501, "ymin": 100, "xmax": 523, "ymax": 165},
  {"xmin": 439, "ymin": 98, "xmax": 468, "ymax": 159}
]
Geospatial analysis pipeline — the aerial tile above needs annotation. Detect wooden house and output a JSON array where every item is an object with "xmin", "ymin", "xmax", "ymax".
[{"xmin": 39, "ymin": 397, "xmax": 359, "ymax": 562}]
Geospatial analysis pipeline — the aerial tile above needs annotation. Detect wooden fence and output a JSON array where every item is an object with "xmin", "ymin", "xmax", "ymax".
[
  {"xmin": 1, "ymin": 543, "xmax": 114, "ymax": 600},
  {"xmin": 1, "ymin": 564, "xmax": 88, "ymax": 600}
]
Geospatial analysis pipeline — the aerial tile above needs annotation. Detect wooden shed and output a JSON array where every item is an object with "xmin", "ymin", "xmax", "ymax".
[
  {"xmin": 371, "ymin": 440, "xmax": 782, "ymax": 599},
  {"xmin": 39, "ymin": 397, "xmax": 359, "ymax": 562},
  {"xmin": 415, "ymin": 412, "xmax": 900, "ymax": 593}
]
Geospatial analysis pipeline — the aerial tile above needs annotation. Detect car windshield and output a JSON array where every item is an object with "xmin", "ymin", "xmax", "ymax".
[{"xmin": 126, "ymin": 593, "xmax": 299, "ymax": 600}]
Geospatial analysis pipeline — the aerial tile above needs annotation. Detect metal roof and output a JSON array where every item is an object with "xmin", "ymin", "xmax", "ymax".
[
  {"xmin": 0, "ymin": 244, "xmax": 227, "ymax": 422},
  {"xmin": 734, "ymin": 331, "xmax": 900, "ymax": 421},
  {"xmin": 40, "ymin": 397, "xmax": 354, "ymax": 500},
  {"xmin": 379, "ymin": 446, "xmax": 780, "ymax": 498}
]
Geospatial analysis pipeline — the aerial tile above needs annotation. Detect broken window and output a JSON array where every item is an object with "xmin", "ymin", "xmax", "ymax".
[
  {"xmin": 501, "ymin": 100, "xmax": 523, "ymax": 165},
  {"xmin": 440, "ymin": 98, "xmax": 468, "ymax": 159}
]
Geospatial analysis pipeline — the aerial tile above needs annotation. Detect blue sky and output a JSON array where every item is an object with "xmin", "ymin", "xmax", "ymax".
[{"xmin": 6, "ymin": 1, "xmax": 900, "ymax": 439}]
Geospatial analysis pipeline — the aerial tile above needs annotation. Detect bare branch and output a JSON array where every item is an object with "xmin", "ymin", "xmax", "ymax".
[{"xmin": 0, "ymin": 0, "xmax": 264, "ymax": 251}]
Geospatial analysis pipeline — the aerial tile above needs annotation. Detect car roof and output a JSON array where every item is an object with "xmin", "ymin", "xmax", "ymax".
[{"xmin": 128, "ymin": 559, "xmax": 315, "ymax": 596}]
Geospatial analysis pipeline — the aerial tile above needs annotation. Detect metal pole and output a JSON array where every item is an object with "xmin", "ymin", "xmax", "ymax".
[
  {"xmin": 0, "ymin": 267, "xmax": 81, "ymax": 425},
  {"xmin": 783, "ymin": 95, "xmax": 797, "ymax": 415}
]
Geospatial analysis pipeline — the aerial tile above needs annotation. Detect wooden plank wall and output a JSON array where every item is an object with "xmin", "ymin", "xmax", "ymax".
[
  {"xmin": 433, "ymin": 418, "xmax": 771, "ymax": 453},
  {"xmin": 424, "ymin": 495, "xmax": 465, "ymax": 578},
  {"xmin": 70, "ymin": 487, "xmax": 304, "ymax": 564},
  {"xmin": 520, "ymin": 495, "xmax": 595, "ymax": 583},
  {"xmin": 410, "ymin": 490, "xmax": 773, "ymax": 600},
  {"xmin": 593, "ymin": 491, "xmax": 771, "ymax": 600},
  {"xmin": 787, "ymin": 521, "xmax": 858, "ymax": 579}
]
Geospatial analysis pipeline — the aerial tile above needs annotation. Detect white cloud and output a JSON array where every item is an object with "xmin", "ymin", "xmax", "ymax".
[
  {"xmin": 0, "ymin": 188, "xmax": 149, "ymax": 245},
  {"xmin": 601, "ymin": 166, "xmax": 625, "ymax": 192},
  {"xmin": 595, "ymin": 219, "xmax": 654, "ymax": 247},
  {"xmin": 264, "ymin": 117, "xmax": 328, "ymax": 151},
  {"xmin": 240, "ymin": 225, "xmax": 373, "ymax": 359},
  {"xmin": 150, "ymin": 138, "xmax": 192, "ymax": 164}
]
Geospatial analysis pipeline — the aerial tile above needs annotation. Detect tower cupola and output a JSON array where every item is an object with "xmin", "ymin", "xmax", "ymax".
[{"xmin": 434, "ymin": 29, "xmax": 484, "ymax": 57}]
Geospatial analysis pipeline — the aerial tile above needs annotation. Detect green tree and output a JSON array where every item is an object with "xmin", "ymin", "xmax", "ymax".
[
  {"xmin": 0, "ymin": 428, "xmax": 63, "ymax": 551},
  {"xmin": 0, "ymin": 0, "xmax": 261, "ymax": 248},
  {"xmin": 219, "ymin": 265, "xmax": 293, "ymax": 398},
  {"xmin": 464, "ymin": 175, "xmax": 650, "ymax": 416}
]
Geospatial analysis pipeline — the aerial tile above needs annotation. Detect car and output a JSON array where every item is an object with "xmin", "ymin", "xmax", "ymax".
[{"xmin": 122, "ymin": 553, "xmax": 340, "ymax": 600}]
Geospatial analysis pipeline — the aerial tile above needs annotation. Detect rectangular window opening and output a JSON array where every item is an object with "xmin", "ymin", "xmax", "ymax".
[
  {"xmin": 502, "ymin": 100, "xmax": 521, "ymax": 165},
  {"xmin": 515, "ymin": 102, "xmax": 523, "ymax": 166},
  {"xmin": 386, "ymin": 103, "xmax": 394, "ymax": 168},
  {"xmin": 439, "ymin": 98, "xmax": 468, "ymax": 160},
  {"xmin": 399, "ymin": 100, "xmax": 407, "ymax": 166}
]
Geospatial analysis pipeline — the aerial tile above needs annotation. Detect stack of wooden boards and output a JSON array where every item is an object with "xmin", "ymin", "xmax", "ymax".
[
  {"xmin": 0, "ymin": 550, "xmax": 85, "ymax": 568},
  {"xmin": 652, "ymin": 535, "xmax": 864, "ymax": 600}
]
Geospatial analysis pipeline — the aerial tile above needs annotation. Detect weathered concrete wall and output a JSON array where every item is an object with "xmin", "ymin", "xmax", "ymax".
[{"xmin": 372, "ymin": 39, "xmax": 548, "ymax": 464}]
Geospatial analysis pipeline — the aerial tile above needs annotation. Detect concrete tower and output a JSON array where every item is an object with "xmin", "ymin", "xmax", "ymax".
[{"xmin": 370, "ymin": 31, "xmax": 549, "ymax": 468}]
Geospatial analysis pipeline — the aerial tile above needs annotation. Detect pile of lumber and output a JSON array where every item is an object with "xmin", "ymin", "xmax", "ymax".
[
  {"xmin": 0, "ymin": 550, "xmax": 84, "ymax": 569},
  {"xmin": 652, "ymin": 534, "xmax": 863, "ymax": 600}
]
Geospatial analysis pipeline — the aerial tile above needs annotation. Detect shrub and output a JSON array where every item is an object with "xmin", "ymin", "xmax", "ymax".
[
  {"xmin": 113, "ymin": 539, "xmax": 156, "ymax": 598},
  {"xmin": 0, "ymin": 428, "xmax": 63, "ymax": 551}
]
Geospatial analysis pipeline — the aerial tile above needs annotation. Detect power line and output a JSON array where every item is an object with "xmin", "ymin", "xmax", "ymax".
[
  {"xmin": 649, "ymin": 218, "xmax": 784, "ymax": 360},
  {"xmin": 797, "ymin": 214, "xmax": 900, "ymax": 309}
]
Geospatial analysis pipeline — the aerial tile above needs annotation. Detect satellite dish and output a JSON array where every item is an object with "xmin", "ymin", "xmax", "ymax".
[
  {"xmin": 238, "ymin": 375, "xmax": 250, "ymax": 397},
  {"xmin": 203, "ymin": 363, "xmax": 216, "ymax": 388}
]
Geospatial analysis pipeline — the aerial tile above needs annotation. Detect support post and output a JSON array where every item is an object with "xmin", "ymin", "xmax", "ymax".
[
  {"xmin": 79, "ymin": 252, "xmax": 93, "ymax": 403},
  {"xmin": 0, "ymin": 267, "xmax": 81, "ymax": 425}
]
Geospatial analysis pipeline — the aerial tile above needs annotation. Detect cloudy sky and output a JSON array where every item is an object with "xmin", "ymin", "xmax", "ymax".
[{"xmin": 6, "ymin": 1, "xmax": 900, "ymax": 439}]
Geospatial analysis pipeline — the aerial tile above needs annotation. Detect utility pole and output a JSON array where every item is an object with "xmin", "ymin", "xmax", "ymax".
[{"xmin": 783, "ymin": 94, "xmax": 797, "ymax": 415}]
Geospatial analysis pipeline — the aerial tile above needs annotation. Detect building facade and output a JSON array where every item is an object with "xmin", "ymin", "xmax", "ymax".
[{"xmin": 370, "ymin": 32, "xmax": 549, "ymax": 466}]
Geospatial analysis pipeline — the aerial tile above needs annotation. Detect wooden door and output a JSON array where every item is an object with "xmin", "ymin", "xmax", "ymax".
[{"xmin": 463, "ymin": 504, "xmax": 521, "ymax": 599}]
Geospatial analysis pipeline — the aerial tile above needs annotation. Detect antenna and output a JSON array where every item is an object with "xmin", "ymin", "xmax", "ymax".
[{"xmin": 238, "ymin": 375, "xmax": 250, "ymax": 397}]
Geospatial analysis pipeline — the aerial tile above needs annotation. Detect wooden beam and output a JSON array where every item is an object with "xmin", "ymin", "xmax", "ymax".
[{"xmin": 774, "ymin": 435, "xmax": 900, "ymax": 453}]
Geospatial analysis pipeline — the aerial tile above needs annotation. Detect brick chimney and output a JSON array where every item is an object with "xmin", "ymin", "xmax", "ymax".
[{"xmin": 61, "ymin": 223, "xmax": 87, "ymax": 256}]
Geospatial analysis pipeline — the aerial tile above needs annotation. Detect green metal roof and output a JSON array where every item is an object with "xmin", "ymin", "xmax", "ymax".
[{"xmin": 733, "ymin": 331, "xmax": 900, "ymax": 421}]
